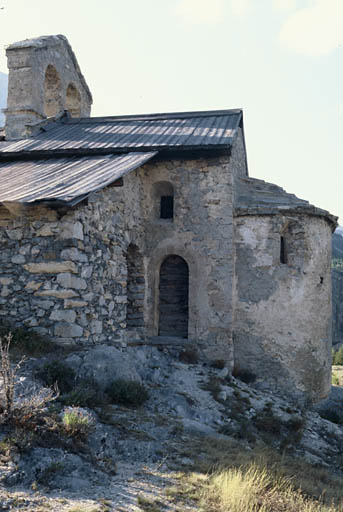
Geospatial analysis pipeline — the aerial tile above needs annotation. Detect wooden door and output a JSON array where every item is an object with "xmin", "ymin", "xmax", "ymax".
[{"xmin": 158, "ymin": 255, "xmax": 189, "ymax": 338}]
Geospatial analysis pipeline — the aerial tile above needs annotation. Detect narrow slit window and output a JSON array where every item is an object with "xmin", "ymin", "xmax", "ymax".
[
  {"xmin": 280, "ymin": 236, "xmax": 287, "ymax": 264},
  {"xmin": 160, "ymin": 196, "xmax": 174, "ymax": 219}
]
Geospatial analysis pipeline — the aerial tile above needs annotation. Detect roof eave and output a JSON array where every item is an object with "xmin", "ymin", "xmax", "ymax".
[{"xmin": 0, "ymin": 144, "xmax": 232, "ymax": 162}]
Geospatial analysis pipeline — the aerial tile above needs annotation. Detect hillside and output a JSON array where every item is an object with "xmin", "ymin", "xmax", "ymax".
[
  {"xmin": 0, "ymin": 72, "xmax": 8, "ymax": 127},
  {"xmin": 1, "ymin": 338, "xmax": 343, "ymax": 511}
]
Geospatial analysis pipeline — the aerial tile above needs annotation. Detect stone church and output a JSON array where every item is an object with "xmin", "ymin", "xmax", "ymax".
[{"xmin": 0, "ymin": 35, "xmax": 337, "ymax": 403}]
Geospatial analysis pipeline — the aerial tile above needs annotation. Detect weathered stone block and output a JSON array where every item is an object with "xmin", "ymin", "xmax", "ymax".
[
  {"xmin": 25, "ymin": 281, "xmax": 43, "ymax": 291},
  {"xmin": 50, "ymin": 309, "xmax": 77, "ymax": 323},
  {"xmin": 91, "ymin": 320, "xmax": 103, "ymax": 335},
  {"xmin": 59, "ymin": 222, "xmax": 84, "ymax": 241},
  {"xmin": 35, "ymin": 289, "xmax": 78, "ymax": 299},
  {"xmin": 0, "ymin": 277, "xmax": 13, "ymax": 285},
  {"xmin": 35, "ymin": 225, "xmax": 54, "ymax": 236},
  {"xmin": 56, "ymin": 273, "xmax": 87, "ymax": 290},
  {"xmin": 6, "ymin": 229, "xmax": 23, "ymax": 240},
  {"xmin": 64, "ymin": 300, "xmax": 88, "ymax": 308},
  {"xmin": 23, "ymin": 262, "xmax": 78, "ymax": 274},
  {"xmin": 54, "ymin": 322, "xmax": 83, "ymax": 338},
  {"xmin": 60, "ymin": 248, "xmax": 88, "ymax": 262},
  {"xmin": 34, "ymin": 300, "xmax": 54, "ymax": 310}
]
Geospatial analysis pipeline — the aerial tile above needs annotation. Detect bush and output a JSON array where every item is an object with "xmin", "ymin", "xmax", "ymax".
[
  {"xmin": 210, "ymin": 359, "xmax": 226, "ymax": 370},
  {"xmin": 232, "ymin": 366, "xmax": 256, "ymax": 384},
  {"xmin": 35, "ymin": 360, "xmax": 75, "ymax": 394},
  {"xmin": 106, "ymin": 379, "xmax": 149, "ymax": 407},
  {"xmin": 179, "ymin": 347, "xmax": 199, "ymax": 364},
  {"xmin": 62, "ymin": 407, "xmax": 95, "ymax": 438},
  {"xmin": 61, "ymin": 379, "xmax": 106, "ymax": 408},
  {"xmin": 0, "ymin": 323, "xmax": 55, "ymax": 357},
  {"xmin": 319, "ymin": 408, "xmax": 342, "ymax": 425}
]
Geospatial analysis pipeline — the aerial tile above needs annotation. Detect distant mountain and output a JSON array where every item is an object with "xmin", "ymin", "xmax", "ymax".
[
  {"xmin": 0, "ymin": 72, "xmax": 8, "ymax": 127},
  {"xmin": 333, "ymin": 227, "xmax": 343, "ymax": 346},
  {"xmin": 333, "ymin": 228, "xmax": 343, "ymax": 259}
]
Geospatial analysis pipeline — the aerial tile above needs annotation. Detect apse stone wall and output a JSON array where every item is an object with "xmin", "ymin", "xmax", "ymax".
[{"xmin": 233, "ymin": 213, "xmax": 333, "ymax": 403}]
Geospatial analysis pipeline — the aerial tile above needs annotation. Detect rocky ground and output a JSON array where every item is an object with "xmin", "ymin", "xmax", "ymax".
[{"xmin": 1, "ymin": 344, "xmax": 343, "ymax": 511}]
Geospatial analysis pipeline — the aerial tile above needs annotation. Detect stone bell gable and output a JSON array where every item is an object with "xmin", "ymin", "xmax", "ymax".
[
  {"xmin": 4, "ymin": 35, "xmax": 92, "ymax": 140},
  {"xmin": 0, "ymin": 34, "xmax": 338, "ymax": 404}
]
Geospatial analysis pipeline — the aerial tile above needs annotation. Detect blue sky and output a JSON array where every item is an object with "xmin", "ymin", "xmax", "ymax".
[{"xmin": 0, "ymin": 0, "xmax": 342, "ymax": 222}]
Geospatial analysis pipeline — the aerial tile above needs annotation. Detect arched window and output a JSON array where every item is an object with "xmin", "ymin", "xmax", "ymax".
[
  {"xmin": 280, "ymin": 236, "xmax": 287, "ymax": 264},
  {"xmin": 159, "ymin": 255, "xmax": 189, "ymax": 338},
  {"xmin": 65, "ymin": 83, "xmax": 82, "ymax": 117},
  {"xmin": 153, "ymin": 181, "xmax": 174, "ymax": 220},
  {"xmin": 126, "ymin": 244, "xmax": 145, "ymax": 328},
  {"xmin": 44, "ymin": 65, "xmax": 62, "ymax": 117}
]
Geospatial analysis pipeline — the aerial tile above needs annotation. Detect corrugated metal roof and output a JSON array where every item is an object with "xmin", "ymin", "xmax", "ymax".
[
  {"xmin": 0, "ymin": 109, "xmax": 242, "ymax": 156},
  {"xmin": 0, "ymin": 152, "xmax": 156, "ymax": 205}
]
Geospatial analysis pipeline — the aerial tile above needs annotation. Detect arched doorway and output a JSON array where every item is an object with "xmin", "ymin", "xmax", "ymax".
[{"xmin": 159, "ymin": 255, "xmax": 189, "ymax": 338}]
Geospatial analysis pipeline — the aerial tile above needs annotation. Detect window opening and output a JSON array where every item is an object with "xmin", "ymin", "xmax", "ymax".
[
  {"xmin": 280, "ymin": 236, "xmax": 287, "ymax": 264},
  {"xmin": 160, "ymin": 196, "xmax": 174, "ymax": 219}
]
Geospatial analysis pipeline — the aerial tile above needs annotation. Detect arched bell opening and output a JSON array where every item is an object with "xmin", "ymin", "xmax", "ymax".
[
  {"xmin": 65, "ymin": 83, "xmax": 82, "ymax": 117},
  {"xmin": 44, "ymin": 64, "xmax": 63, "ymax": 117}
]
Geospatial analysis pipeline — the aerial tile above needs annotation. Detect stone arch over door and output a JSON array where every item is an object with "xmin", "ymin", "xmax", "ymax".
[
  {"xmin": 126, "ymin": 244, "xmax": 145, "ymax": 328},
  {"xmin": 158, "ymin": 255, "xmax": 189, "ymax": 338},
  {"xmin": 44, "ymin": 65, "xmax": 62, "ymax": 117}
]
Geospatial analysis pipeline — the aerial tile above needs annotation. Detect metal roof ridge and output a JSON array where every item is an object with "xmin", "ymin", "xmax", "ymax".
[{"xmin": 63, "ymin": 108, "xmax": 243, "ymax": 124}]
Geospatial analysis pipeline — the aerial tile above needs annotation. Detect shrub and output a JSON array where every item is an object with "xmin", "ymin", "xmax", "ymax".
[
  {"xmin": 179, "ymin": 347, "xmax": 199, "ymax": 364},
  {"xmin": 35, "ymin": 360, "xmax": 75, "ymax": 394},
  {"xmin": 210, "ymin": 359, "xmax": 226, "ymax": 370},
  {"xmin": 232, "ymin": 366, "xmax": 256, "ymax": 384},
  {"xmin": 106, "ymin": 379, "xmax": 149, "ymax": 407},
  {"xmin": 61, "ymin": 379, "xmax": 106, "ymax": 408},
  {"xmin": 0, "ymin": 323, "xmax": 55, "ymax": 357},
  {"xmin": 62, "ymin": 407, "xmax": 95, "ymax": 438},
  {"xmin": 286, "ymin": 415, "xmax": 305, "ymax": 433},
  {"xmin": 319, "ymin": 408, "xmax": 342, "ymax": 425},
  {"xmin": 253, "ymin": 412, "xmax": 282, "ymax": 435},
  {"xmin": 202, "ymin": 376, "xmax": 223, "ymax": 402}
]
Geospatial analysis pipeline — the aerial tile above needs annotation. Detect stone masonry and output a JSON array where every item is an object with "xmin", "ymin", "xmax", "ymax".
[{"xmin": 0, "ymin": 34, "xmax": 338, "ymax": 404}]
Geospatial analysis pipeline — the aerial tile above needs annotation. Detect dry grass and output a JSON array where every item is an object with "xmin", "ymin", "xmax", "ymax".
[
  {"xmin": 169, "ymin": 436, "xmax": 343, "ymax": 511},
  {"xmin": 188, "ymin": 465, "xmax": 342, "ymax": 512},
  {"xmin": 332, "ymin": 366, "xmax": 343, "ymax": 386}
]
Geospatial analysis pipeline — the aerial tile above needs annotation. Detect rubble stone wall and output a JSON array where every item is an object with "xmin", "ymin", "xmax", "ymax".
[
  {"xmin": 0, "ymin": 183, "xmax": 136, "ymax": 345},
  {"xmin": 0, "ymin": 151, "xmax": 239, "ymax": 366}
]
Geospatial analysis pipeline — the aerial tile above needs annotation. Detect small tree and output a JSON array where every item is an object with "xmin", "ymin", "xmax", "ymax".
[
  {"xmin": 0, "ymin": 333, "xmax": 25, "ymax": 417},
  {"xmin": 0, "ymin": 333, "xmax": 58, "ymax": 426}
]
